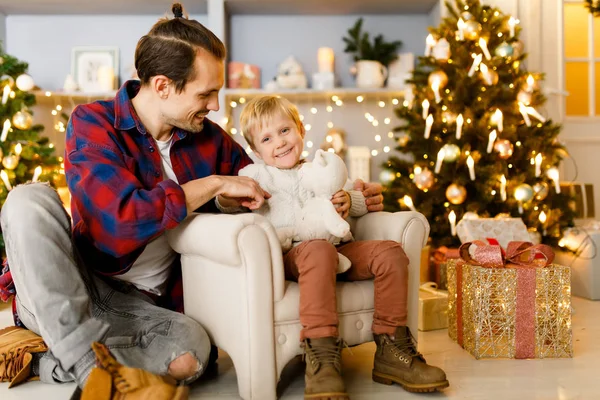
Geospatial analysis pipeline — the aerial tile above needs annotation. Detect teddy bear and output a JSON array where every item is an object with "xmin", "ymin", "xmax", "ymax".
[
  {"xmin": 238, "ymin": 149, "xmax": 353, "ymax": 273},
  {"xmin": 275, "ymin": 56, "xmax": 308, "ymax": 89}
]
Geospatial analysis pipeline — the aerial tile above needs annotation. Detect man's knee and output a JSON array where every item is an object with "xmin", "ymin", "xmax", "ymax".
[
  {"xmin": 1, "ymin": 182, "xmax": 63, "ymax": 227},
  {"xmin": 168, "ymin": 352, "xmax": 200, "ymax": 381},
  {"xmin": 167, "ymin": 315, "xmax": 211, "ymax": 382}
]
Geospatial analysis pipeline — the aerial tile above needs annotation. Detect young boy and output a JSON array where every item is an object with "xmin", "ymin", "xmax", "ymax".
[{"xmin": 218, "ymin": 95, "xmax": 448, "ymax": 399}]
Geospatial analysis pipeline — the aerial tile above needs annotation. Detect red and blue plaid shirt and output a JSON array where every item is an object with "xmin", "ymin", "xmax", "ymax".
[{"xmin": 1, "ymin": 80, "xmax": 252, "ymax": 322}]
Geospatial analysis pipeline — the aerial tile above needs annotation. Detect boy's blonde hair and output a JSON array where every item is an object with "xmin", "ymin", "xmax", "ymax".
[{"xmin": 240, "ymin": 95, "xmax": 303, "ymax": 148}]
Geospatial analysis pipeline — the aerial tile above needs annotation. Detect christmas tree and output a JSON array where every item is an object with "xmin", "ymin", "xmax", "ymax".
[
  {"xmin": 382, "ymin": 0, "xmax": 575, "ymax": 248},
  {"xmin": 0, "ymin": 49, "xmax": 60, "ymax": 254}
]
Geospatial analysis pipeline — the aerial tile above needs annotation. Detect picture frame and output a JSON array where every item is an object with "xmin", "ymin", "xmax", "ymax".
[{"xmin": 71, "ymin": 46, "xmax": 119, "ymax": 93}]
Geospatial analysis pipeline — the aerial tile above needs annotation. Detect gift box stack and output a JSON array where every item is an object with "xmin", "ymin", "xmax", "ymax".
[{"xmin": 447, "ymin": 217, "xmax": 573, "ymax": 359}]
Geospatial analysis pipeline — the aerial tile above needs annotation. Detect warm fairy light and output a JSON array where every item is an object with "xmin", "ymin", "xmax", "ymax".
[
  {"xmin": 306, "ymin": 141, "xmax": 313, "ymax": 148},
  {"xmin": 539, "ymin": 211, "xmax": 547, "ymax": 224},
  {"xmin": 356, "ymin": 95, "xmax": 364, "ymax": 103},
  {"xmin": 371, "ymin": 149, "xmax": 378, "ymax": 156},
  {"xmin": 230, "ymin": 101, "xmax": 237, "ymax": 108},
  {"xmin": 310, "ymin": 107, "xmax": 317, "ymax": 114},
  {"xmin": 403, "ymin": 195, "xmax": 416, "ymax": 211}
]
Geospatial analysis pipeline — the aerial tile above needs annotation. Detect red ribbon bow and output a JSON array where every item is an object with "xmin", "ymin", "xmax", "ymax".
[{"xmin": 458, "ymin": 240, "xmax": 554, "ymax": 269}]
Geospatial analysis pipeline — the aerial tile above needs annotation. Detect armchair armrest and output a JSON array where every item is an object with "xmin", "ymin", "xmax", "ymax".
[
  {"xmin": 166, "ymin": 212, "xmax": 286, "ymax": 301},
  {"xmin": 350, "ymin": 211, "xmax": 430, "ymax": 335}
]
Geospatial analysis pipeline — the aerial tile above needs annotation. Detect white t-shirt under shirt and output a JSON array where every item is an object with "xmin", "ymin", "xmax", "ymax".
[{"xmin": 117, "ymin": 135, "xmax": 178, "ymax": 295}]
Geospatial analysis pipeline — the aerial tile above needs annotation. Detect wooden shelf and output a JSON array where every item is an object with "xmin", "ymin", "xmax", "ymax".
[
  {"xmin": 32, "ymin": 90, "xmax": 116, "ymax": 104},
  {"xmin": 224, "ymin": 87, "xmax": 405, "ymax": 102}
]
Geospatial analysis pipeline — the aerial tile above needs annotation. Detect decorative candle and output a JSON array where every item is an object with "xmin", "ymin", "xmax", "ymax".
[
  {"xmin": 535, "ymin": 153, "xmax": 543, "ymax": 177},
  {"xmin": 0, "ymin": 170, "xmax": 12, "ymax": 191},
  {"xmin": 491, "ymin": 109, "xmax": 503, "ymax": 132},
  {"xmin": 403, "ymin": 195, "xmax": 417, "ymax": 211},
  {"xmin": 32, "ymin": 165, "xmax": 42, "ymax": 182},
  {"xmin": 539, "ymin": 211, "xmax": 547, "ymax": 235},
  {"xmin": 519, "ymin": 102, "xmax": 532, "ymax": 126},
  {"xmin": 457, "ymin": 18, "xmax": 466, "ymax": 41},
  {"xmin": 468, "ymin": 53, "xmax": 483, "ymax": 77},
  {"xmin": 0, "ymin": 119, "xmax": 11, "ymax": 142},
  {"xmin": 500, "ymin": 175, "xmax": 507, "ymax": 201},
  {"xmin": 431, "ymin": 81, "xmax": 441, "ymax": 103},
  {"xmin": 14, "ymin": 143, "xmax": 22, "ymax": 156},
  {"xmin": 547, "ymin": 167, "xmax": 561, "ymax": 193},
  {"xmin": 487, "ymin": 129, "xmax": 497, "ymax": 153},
  {"xmin": 456, "ymin": 114, "xmax": 464, "ymax": 139},
  {"xmin": 526, "ymin": 106, "xmax": 546, "ymax": 122},
  {"xmin": 508, "ymin": 17, "xmax": 517, "ymax": 37},
  {"xmin": 97, "ymin": 66, "xmax": 115, "ymax": 91},
  {"xmin": 434, "ymin": 148, "xmax": 445, "ymax": 173},
  {"xmin": 466, "ymin": 155, "xmax": 476, "ymax": 180},
  {"xmin": 425, "ymin": 34, "xmax": 436, "ymax": 57},
  {"xmin": 1, "ymin": 85, "xmax": 10, "ymax": 105},
  {"xmin": 449, "ymin": 210, "xmax": 457, "ymax": 236},
  {"xmin": 479, "ymin": 37, "xmax": 492, "ymax": 60},
  {"xmin": 424, "ymin": 114, "xmax": 434, "ymax": 139},
  {"xmin": 422, "ymin": 99, "xmax": 430, "ymax": 119},
  {"xmin": 317, "ymin": 47, "xmax": 335, "ymax": 73},
  {"xmin": 525, "ymin": 74, "xmax": 535, "ymax": 92}
]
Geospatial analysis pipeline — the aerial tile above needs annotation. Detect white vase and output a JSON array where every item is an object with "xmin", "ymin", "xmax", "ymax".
[{"xmin": 355, "ymin": 60, "xmax": 388, "ymax": 89}]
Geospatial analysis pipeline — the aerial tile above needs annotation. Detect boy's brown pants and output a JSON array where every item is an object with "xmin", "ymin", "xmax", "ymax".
[{"xmin": 283, "ymin": 239, "xmax": 409, "ymax": 340}]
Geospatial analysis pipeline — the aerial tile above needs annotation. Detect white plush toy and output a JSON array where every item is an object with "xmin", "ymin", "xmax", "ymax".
[{"xmin": 239, "ymin": 149, "xmax": 353, "ymax": 273}]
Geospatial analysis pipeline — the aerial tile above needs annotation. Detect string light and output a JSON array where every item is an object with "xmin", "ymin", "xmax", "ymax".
[
  {"xmin": 375, "ymin": 135, "xmax": 381, "ymax": 142},
  {"xmin": 356, "ymin": 95, "xmax": 364, "ymax": 103},
  {"xmin": 326, "ymin": 106, "xmax": 333, "ymax": 112},
  {"xmin": 378, "ymin": 101, "xmax": 385, "ymax": 108},
  {"xmin": 239, "ymin": 97, "xmax": 246, "ymax": 104},
  {"xmin": 384, "ymin": 118, "xmax": 391, "ymax": 124},
  {"xmin": 307, "ymin": 141, "xmax": 313, "ymax": 148},
  {"xmin": 392, "ymin": 98, "xmax": 399, "ymax": 105},
  {"xmin": 310, "ymin": 107, "xmax": 317, "ymax": 114},
  {"xmin": 327, "ymin": 121, "xmax": 334, "ymax": 128},
  {"xmin": 230, "ymin": 101, "xmax": 237, "ymax": 108}
]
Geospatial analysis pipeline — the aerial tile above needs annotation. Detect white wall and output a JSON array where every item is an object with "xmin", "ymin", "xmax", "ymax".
[{"xmin": 6, "ymin": 14, "xmax": 208, "ymax": 91}]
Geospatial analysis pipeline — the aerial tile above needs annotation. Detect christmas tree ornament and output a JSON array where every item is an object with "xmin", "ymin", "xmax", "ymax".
[
  {"xmin": 446, "ymin": 183, "xmax": 467, "ymax": 204},
  {"xmin": 493, "ymin": 139, "xmax": 514, "ymax": 159},
  {"xmin": 442, "ymin": 111, "xmax": 456, "ymax": 124},
  {"xmin": 0, "ymin": 74, "xmax": 14, "ymax": 88},
  {"xmin": 397, "ymin": 133, "xmax": 409, "ymax": 147},
  {"xmin": 12, "ymin": 110, "xmax": 33, "ymax": 130},
  {"xmin": 512, "ymin": 41, "xmax": 524, "ymax": 58},
  {"xmin": 16, "ymin": 74, "xmax": 35, "ymax": 91},
  {"xmin": 425, "ymin": 34, "xmax": 437, "ymax": 57},
  {"xmin": 379, "ymin": 169, "xmax": 395, "ymax": 184},
  {"xmin": 468, "ymin": 53, "xmax": 483, "ymax": 77},
  {"xmin": 463, "ymin": 211, "xmax": 479, "ymax": 220},
  {"xmin": 456, "ymin": 114, "xmax": 464, "ymax": 139},
  {"xmin": 461, "ymin": 11, "xmax": 475, "ymax": 21},
  {"xmin": 456, "ymin": 18, "xmax": 466, "ymax": 41},
  {"xmin": 463, "ymin": 20, "xmax": 482, "ymax": 40},
  {"xmin": 514, "ymin": 183, "xmax": 534, "ymax": 203},
  {"xmin": 2, "ymin": 154, "xmax": 18, "ymax": 170},
  {"xmin": 478, "ymin": 38, "xmax": 492, "ymax": 60},
  {"xmin": 533, "ymin": 182, "xmax": 549, "ymax": 201},
  {"xmin": 517, "ymin": 90, "xmax": 532, "ymax": 105},
  {"xmin": 414, "ymin": 168, "xmax": 434, "ymax": 191},
  {"xmin": 490, "ymin": 109, "xmax": 504, "ymax": 132},
  {"xmin": 428, "ymin": 70, "xmax": 449, "ymax": 89},
  {"xmin": 466, "ymin": 155, "xmax": 476, "ymax": 180},
  {"xmin": 495, "ymin": 42, "xmax": 514, "ymax": 58},
  {"xmin": 432, "ymin": 38, "xmax": 451, "ymax": 62},
  {"xmin": 442, "ymin": 144, "xmax": 461, "ymax": 162},
  {"xmin": 434, "ymin": 148, "xmax": 445, "ymax": 173},
  {"xmin": 424, "ymin": 114, "xmax": 434, "ymax": 138},
  {"xmin": 507, "ymin": 16, "xmax": 518, "ymax": 37},
  {"xmin": 480, "ymin": 64, "xmax": 499, "ymax": 85}
]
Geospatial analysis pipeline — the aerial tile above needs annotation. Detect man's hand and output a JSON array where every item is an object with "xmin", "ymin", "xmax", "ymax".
[
  {"xmin": 217, "ymin": 176, "xmax": 271, "ymax": 210},
  {"xmin": 353, "ymin": 179, "xmax": 384, "ymax": 212},
  {"xmin": 331, "ymin": 190, "xmax": 351, "ymax": 219}
]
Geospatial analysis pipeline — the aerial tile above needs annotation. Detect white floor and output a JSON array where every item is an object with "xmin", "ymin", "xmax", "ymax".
[{"xmin": 1, "ymin": 297, "xmax": 598, "ymax": 400}]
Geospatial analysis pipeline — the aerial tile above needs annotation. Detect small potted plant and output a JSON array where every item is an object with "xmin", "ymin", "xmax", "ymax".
[{"xmin": 342, "ymin": 18, "xmax": 403, "ymax": 88}]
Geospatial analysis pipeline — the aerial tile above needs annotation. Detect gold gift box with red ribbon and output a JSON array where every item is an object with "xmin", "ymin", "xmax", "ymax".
[{"xmin": 448, "ymin": 241, "xmax": 572, "ymax": 359}]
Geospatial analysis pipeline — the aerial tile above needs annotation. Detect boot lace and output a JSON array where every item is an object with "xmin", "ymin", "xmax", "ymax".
[
  {"xmin": 388, "ymin": 330, "xmax": 422, "ymax": 362},
  {"xmin": 304, "ymin": 339, "xmax": 342, "ymax": 372}
]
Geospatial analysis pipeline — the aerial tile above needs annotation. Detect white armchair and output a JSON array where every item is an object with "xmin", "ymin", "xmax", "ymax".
[{"xmin": 167, "ymin": 211, "xmax": 430, "ymax": 400}]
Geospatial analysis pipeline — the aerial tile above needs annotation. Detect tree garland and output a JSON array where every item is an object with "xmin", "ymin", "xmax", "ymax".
[{"xmin": 586, "ymin": 0, "xmax": 600, "ymax": 17}]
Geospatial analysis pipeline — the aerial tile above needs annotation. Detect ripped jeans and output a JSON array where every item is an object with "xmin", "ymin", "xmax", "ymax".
[{"xmin": 1, "ymin": 183, "xmax": 210, "ymax": 387}]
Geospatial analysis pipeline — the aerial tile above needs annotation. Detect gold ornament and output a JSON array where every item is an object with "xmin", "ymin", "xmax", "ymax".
[
  {"xmin": 533, "ymin": 182, "xmax": 549, "ymax": 200},
  {"xmin": 0, "ymin": 74, "xmax": 14, "ymax": 88},
  {"xmin": 493, "ymin": 139, "xmax": 514, "ymax": 159},
  {"xmin": 512, "ymin": 41, "xmax": 524, "ymax": 58},
  {"xmin": 461, "ymin": 12, "xmax": 475, "ymax": 21},
  {"xmin": 481, "ymin": 67, "xmax": 499, "ymax": 86},
  {"xmin": 428, "ymin": 70, "xmax": 449, "ymax": 89},
  {"xmin": 12, "ymin": 110, "xmax": 33, "ymax": 130},
  {"xmin": 464, "ymin": 20, "xmax": 482, "ymax": 40},
  {"xmin": 397, "ymin": 133, "xmax": 409, "ymax": 147},
  {"xmin": 446, "ymin": 183, "xmax": 467, "ymax": 204},
  {"xmin": 514, "ymin": 183, "xmax": 534, "ymax": 203},
  {"xmin": 2, "ymin": 154, "xmax": 18, "ymax": 170},
  {"xmin": 441, "ymin": 144, "xmax": 461, "ymax": 162},
  {"xmin": 517, "ymin": 90, "xmax": 532, "ymax": 105},
  {"xmin": 413, "ymin": 168, "xmax": 434, "ymax": 191},
  {"xmin": 16, "ymin": 74, "xmax": 35, "ymax": 91}
]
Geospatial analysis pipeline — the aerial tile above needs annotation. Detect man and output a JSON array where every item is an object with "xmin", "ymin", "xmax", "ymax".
[{"xmin": 0, "ymin": 3, "xmax": 384, "ymax": 396}]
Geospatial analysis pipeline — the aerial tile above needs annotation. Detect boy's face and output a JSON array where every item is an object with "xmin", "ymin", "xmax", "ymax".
[{"xmin": 251, "ymin": 112, "xmax": 305, "ymax": 169}]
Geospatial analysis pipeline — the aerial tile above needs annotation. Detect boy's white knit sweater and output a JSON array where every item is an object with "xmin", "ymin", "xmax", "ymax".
[{"xmin": 216, "ymin": 163, "xmax": 368, "ymax": 245}]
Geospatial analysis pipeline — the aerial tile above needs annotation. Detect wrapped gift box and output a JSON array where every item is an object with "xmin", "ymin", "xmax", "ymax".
[
  {"xmin": 456, "ymin": 217, "xmax": 530, "ymax": 249},
  {"xmin": 418, "ymin": 283, "xmax": 448, "ymax": 331},
  {"xmin": 429, "ymin": 246, "xmax": 460, "ymax": 290},
  {"xmin": 555, "ymin": 220, "xmax": 600, "ymax": 300},
  {"xmin": 447, "ymin": 242, "xmax": 572, "ymax": 359}
]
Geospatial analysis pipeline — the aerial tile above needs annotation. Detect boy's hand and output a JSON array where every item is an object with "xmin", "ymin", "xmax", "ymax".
[
  {"xmin": 331, "ymin": 190, "xmax": 351, "ymax": 219},
  {"xmin": 353, "ymin": 179, "xmax": 384, "ymax": 212}
]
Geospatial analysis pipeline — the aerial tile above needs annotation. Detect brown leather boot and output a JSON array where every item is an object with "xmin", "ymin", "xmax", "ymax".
[
  {"xmin": 303, "ymin": 337, "xmax": 349, "ymax": 400},
  {"xmin": 373, "ymin": 326, "xmax": 449, "ymax": 393},
  {"xmin": 80, "ymin": 342, "xmax": 189, "ymax": 400},
  {"xmin": 0, "ymin": 326, "xmax": 48, "ymax": 388}
]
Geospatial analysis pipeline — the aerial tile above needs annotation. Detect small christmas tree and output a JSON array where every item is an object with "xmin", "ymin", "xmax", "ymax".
[
  {"xmin": 0, "ymin": 49, "xmax": 60, "ymax": 254},
  {"xmin": 382, "ymin": 0, "xmax": 575, "ymax": 247}
]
